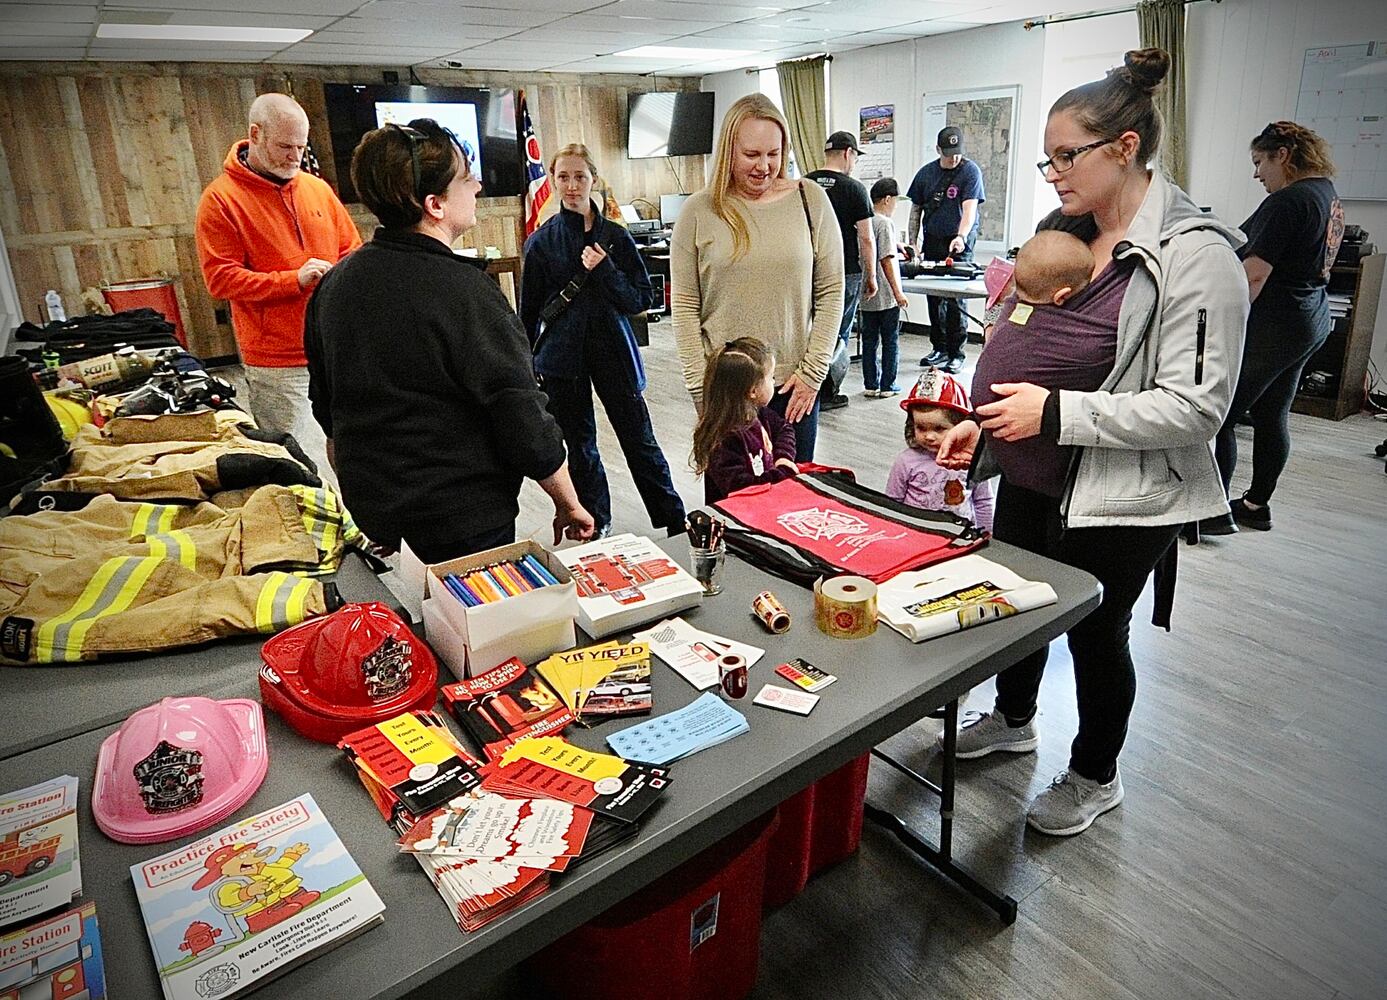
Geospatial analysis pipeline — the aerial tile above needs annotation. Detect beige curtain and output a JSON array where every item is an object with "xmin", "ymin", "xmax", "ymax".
[
  {"xmin": 1138, "ymin": 0, "xmax": 1188, "ymax": 189},
  {"xmin": 776, "ymin": 56, "xmax": 827, "ymax": 175}
]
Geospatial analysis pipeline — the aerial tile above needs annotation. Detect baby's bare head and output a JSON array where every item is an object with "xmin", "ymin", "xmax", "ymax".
[{"xmin": 1014, "ymin": 230, "xmax": 1094, "ymax": 305}]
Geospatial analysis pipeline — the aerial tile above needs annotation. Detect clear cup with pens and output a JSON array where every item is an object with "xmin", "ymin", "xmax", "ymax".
[{"xmin": 686, "ymin": 511, "xmax": 725, "ymax": 596}]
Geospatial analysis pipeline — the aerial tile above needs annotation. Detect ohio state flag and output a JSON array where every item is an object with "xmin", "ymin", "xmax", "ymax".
[{"xmin": 520, "ymin": 91, "xmax": 551, "ymax": 237}]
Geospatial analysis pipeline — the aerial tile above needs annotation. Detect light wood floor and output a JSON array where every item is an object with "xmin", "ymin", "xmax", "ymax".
[{"xmin": 372, "ymin": 325, "xmax": 1387, "ymax": 1000}]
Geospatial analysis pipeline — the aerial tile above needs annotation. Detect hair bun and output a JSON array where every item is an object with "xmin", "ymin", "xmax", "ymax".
[{"xmin": 1120, "ymin": 48, "xmax": 1171, "ymax": 95}]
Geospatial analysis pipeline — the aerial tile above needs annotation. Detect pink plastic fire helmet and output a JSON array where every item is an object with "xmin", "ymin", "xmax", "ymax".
[{"xmin": 92, "ymin": 695, "xmax": 269, "ymax": 845}]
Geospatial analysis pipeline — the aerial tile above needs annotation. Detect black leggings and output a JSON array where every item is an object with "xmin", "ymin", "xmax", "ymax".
[
  {"xmin": 1214, "ymin": 291, "xmax": 1329, "ymax": 505},
  {"xmin": 991, "ymin": 480, "xmax": 1179, "ymax": 783}
]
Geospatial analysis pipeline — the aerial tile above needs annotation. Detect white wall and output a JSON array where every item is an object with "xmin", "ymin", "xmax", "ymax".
[
  {"xmin": 828, "ymin": 22, "xmax": 1047, "ymax": 254},
  {"xmin": 1187, "ymin": 0, "xmax": 1387, "ymax": 374}
]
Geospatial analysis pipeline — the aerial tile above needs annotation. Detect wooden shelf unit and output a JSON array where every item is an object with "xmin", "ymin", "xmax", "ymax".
[{"xmin": 1292, "ymin": 252, "xmax": 1383, "ymax": 421}]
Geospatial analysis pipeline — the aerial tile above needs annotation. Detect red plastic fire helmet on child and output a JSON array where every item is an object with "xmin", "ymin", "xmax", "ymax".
[
  {"xmin": 92, "ymin": 696, "xmax": 269, "ymax": 845},
  {"xmin": 259, "ymin": 601, "xmax": 438, "ymax": 744},
  {"xmin": 900, "ymin": 368, "xmax": 973, "ymax": 418}
]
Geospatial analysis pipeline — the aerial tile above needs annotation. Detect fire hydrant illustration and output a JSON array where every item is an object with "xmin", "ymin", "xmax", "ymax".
[{"xmin": 178, "ymin": 920, "xmax": 223, "ymax": 957}]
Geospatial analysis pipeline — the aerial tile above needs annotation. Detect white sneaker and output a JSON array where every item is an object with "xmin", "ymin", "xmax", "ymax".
[
  {"xmin": 940, "ymin": 711, "xmax": 1039, "ymax": 759},
  {"xmin": 1026, "ymin": 769, "xmax": 1124, "ymax": 836}
]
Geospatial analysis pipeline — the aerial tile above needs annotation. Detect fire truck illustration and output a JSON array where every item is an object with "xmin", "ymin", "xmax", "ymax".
[{"xmin": 0, "ymin": 832, "xmax": 61, "ymax": 887}]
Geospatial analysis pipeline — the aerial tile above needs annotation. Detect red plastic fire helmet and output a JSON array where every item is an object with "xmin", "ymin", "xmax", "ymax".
[
  {"xmin": 900, "ymin": 368, "xmax": 973, "ymax": 418},
  {"xmin": 259, "ymin": 602, "xmax": 438, "ymax": 744}
]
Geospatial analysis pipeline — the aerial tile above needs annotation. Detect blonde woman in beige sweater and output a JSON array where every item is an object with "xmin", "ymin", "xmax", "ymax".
[{"xmin": 671, "ymin": 94, "xmax": 845, "ymax": 461}]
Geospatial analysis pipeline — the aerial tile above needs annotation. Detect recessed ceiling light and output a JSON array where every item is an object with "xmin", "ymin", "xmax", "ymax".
[
  {"xmin": 615, "ymin": 45, "xmax": 755, "ymax": 60},
  {"xmin": 96, "ymin": 24, "xmax": 314, "ymax": 44},
  {"xmin": 787, "ymin": 17, "xmax": 811, "ymax": 23}
]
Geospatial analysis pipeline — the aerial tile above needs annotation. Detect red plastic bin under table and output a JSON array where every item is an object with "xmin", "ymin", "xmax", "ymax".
[{"xmin": 762, "ymin": 752, "xmax": 871, "ymax": 911}]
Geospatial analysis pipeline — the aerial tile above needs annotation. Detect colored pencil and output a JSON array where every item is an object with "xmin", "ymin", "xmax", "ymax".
[
  {"xmin": 465, "ymin": 571, "xmax": 501, "ymax": 603},
  {"xmin": 513, "ymin": 558, "xmax": 546, "ymax": 590},
  {"xmin": 480, "ymin": 567, "xmax": 514, "ymax": 599},
  {"xmin": 498, "ymin": 561, "xmax": 533, "ymax": 593},
  {"xmin": 522, "ymin": 553, "xmax": 561, "ymax": 586},
  {"xmin": 485, "ymin": 565, "xmax": 520, "ymax": 597},
  {"xmin": 450, "ymin": 573, "xmax": 483, "ymax": 606},
  {"xmin": 443, "ymin": 573, "xmax": 478, "ymax": 607}
]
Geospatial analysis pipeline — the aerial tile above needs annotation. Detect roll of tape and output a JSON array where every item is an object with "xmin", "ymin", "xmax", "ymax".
[
  {"xmin": 752, "ymin": 590, "xmax": 791, "ymax": 634},
  {"xmin": 813, "ymin": 575, "xmax": 878, "ymax": 639}
]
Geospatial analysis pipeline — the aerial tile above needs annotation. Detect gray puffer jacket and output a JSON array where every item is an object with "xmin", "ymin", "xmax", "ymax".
[{"xmin": 980, "ymin": 172, "xmax": 1250, "ymax": 528}]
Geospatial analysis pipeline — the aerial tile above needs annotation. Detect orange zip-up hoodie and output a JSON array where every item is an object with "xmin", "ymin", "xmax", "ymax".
[{"xmin": 195, "ymin": 141, "xmax": 362, "ymax": 367}]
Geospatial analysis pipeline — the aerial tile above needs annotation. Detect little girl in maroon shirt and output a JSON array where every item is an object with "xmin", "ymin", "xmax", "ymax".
[{"xmin": 691, "ymin": 337, "xmax": 800, "ymax": 504}]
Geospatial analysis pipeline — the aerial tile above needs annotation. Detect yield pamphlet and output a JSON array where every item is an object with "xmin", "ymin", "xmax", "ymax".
[
  {"xmin": 876, "ymin": 555, "xmax": 1058, "ymax": 642},
  {"xmin": 0, "ymin": 900, "xmax": 106, "ymax": 998},
  {"xmin": 536, "ymin": 641, "xmax": 653, "ymax": 720},
  {"xmin": 481, "ymin": 737, "xmax": 670, "ymax": 824},
  {"xmin": 130, "ymin": 793, "xmax": 384, "ymax": 1000},
  {"xmin": 606, "ymin": 693, "xmax": 749, "ymax": 766},
  {"xmin": 554, "ymin": 533, "xmax": 703, "ymax": 638},
  {"xmin": 633, "ymin": 617, "xmax": 764, "ymax": 690},
  {"xmin": 441, "ymin": 657, "xmax": 573, "ymax": 761},
  {"xmin": 0, "ymin": 775, "xmax": 80, "ymax": 929}
]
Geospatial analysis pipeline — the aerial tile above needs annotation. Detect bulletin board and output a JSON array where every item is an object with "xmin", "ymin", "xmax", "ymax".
[
  {"xmin": 922, "ymin": 85, "xmax": 1019, "ymax": 253},
  {"xmin": 1295, "ymin": 41, "xmax": 1387, "ymax": 201}
]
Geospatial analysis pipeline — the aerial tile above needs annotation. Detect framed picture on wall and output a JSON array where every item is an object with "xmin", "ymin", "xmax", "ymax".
[{"xmin": 922, "ymin": 85, "xmax": 1020, "ymax": 255}]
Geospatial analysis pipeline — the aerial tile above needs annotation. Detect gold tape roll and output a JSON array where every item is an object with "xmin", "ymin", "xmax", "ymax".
[{"xmin": 813, "ymin": 575, "xmax": 878, "ymax": 639}]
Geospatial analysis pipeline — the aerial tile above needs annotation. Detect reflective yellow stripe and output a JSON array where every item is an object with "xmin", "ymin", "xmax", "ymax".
[
  {"xmin": 317, "ymin": 490, "xmax": 339, "ymax": 555},
  {"xmin": 157, "ymin": 505, "xmax": 177, "ymax": 533},
  {"xmin": 147, "ymin": 530, "xmax": 196, "ymax": 571},
  {"xmin": 254, "ymin": 572, "xmax": 290, "ymax": 632},
  {"xmin": 62, "ymin": 556, "xmax": 162, "ymax": 660},
  {"xmin": 284, "ymin": 577, "xmax": 315, "ymax": 626},
  {"xmin": 35, "ymin": 557, "xmax": 128, "ymax": 661},
  {"xmin": 129, "ymin": 503, "xmax": 157, "ymax": 539}
]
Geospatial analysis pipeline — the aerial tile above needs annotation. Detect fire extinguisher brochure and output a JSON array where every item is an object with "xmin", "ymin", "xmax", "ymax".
[
  {"xmin": 441, "ymin": 657, "xmax": 575, "ymax": 762},
  {"xmin": 481, "ymin": 737, "xmax": 671, "ymax": 825},
  {"xmin": 130, "ymin": 793, "xmax": 384, "ymax": 1000},
  {"xmin": 0, "ymin": 774, "xmax": 81, "ymax": 929}
]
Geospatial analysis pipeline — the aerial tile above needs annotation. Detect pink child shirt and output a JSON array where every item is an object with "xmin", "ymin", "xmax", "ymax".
[{"xmin": 886, "ymin": 446, "xmax": 995, "ymax": 533}]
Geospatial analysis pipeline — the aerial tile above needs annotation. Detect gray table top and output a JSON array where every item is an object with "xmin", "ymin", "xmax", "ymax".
[
  {"xmin": 901, "ymin": 275, "xmax": 988, "ymax": 299},
  {"xmin": 0, "ymin": 553, "xmax": 402, "ymax": 761},
  {"xmin": 0, "ymin": 538, "xmax": 1098, "ymax": 1000}
]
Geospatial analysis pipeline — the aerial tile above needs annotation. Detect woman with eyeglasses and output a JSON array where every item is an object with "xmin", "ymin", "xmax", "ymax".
[
  {"xmin": 520, "ymin": 143, "xmax": 686, "ymax": 539},
  {"xmin": 934, "ymin": 49, "xmax": 1249, "ymax": 837},
  {"xmin": 303, "ymin": 118, "xmax": 595, "ymax": 561},
  {"xmin": 1202, "ymin": 122, "xmax": 1344, "ymax": 535}
]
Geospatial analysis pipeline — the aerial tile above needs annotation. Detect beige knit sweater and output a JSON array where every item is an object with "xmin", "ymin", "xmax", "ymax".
[{"xmin": 670, "ymin": 181, "xmax": 845, "ymax": 400}]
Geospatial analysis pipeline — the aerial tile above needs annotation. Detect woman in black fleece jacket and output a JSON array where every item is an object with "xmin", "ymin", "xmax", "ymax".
[{"xmin": 304, "ymin": 118, "xmax": 593, "ymax": 561}]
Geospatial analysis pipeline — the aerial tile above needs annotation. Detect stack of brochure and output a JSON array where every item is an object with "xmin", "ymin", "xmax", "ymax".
[
  {"xmin": 606, "ymin": 693, "xmax": 749, "ymax": 766},
  {"xmin": 130, "ymin": 794, "xmax": 383, "ymax": 1000},
  {"xmin": 553, "ymin": 533, "xmax": 703, "ymax": 638},
  {"xmin": 441, "ymin": 657, "xmax": 574, "ymax": 762},
  {"xmin": 397, "ymin": 791, "xmax": 593, "ymax": 932},
  {"xmin": 535, "ymin": 641, "xmax": 654, "ymax": 721},
  {"xmin": 0, "ymin": 775, "xmax": 81, "ymax": 928}
]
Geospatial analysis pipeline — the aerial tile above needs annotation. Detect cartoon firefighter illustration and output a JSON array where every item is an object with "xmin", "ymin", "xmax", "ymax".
[{"xmin": 190, "ymin": 841, "xmax": 320, "ymax": 936}]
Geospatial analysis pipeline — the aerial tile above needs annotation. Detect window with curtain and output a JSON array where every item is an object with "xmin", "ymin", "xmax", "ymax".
[{"xmin": 759, "ymin": 68, "xmax": 801, "ymax": 178}]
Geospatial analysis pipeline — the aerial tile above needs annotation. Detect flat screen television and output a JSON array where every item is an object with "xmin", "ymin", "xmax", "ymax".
[
  {"xmin": 323, "ymin": 83, "xmax": 523, "ymax": 201},
  {"xmin": 627, "ymin": 91, "xmax": 715, "ymax": 159}
]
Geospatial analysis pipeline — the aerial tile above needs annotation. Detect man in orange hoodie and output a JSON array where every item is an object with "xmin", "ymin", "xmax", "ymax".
[{"xmin": 195, "ymin": 93, "xmax": 361, "ymax": 478}]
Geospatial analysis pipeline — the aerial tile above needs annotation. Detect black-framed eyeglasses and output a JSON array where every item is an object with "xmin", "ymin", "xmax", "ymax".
[
  {"xmin": 388, "ymin": 122, "xmax": 476, "ymax": 201},
  {"xmin": 1036, "ymin": 138, "xmax": 1112, "ymax": 177}
]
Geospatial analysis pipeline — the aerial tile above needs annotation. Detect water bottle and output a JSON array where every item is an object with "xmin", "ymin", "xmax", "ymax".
[{"xmin": 44, "ymin": 289, "xmax": 66, "ymax": 324}]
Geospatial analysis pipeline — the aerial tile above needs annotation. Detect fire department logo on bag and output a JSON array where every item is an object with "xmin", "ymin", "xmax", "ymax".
[
  {"xmin": 777, "ymin": 507, "xmax": 869, "ymax": 541},
  {"xmin": 361, "ymin": 635, "xmax": 412, "ymax": 701},
  {"xmin": 134, "ymin": 740, "xmax": 205, "ymax": 814}
]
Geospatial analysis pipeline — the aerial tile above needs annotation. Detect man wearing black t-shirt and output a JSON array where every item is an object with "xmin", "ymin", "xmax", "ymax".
[
  {"xmin": 907, "ymin": 126, "xmax": 986, "ymax": 374},
  {"xmin": 807, "ymin": 131, "xmax": 876, "ymax": 410}
]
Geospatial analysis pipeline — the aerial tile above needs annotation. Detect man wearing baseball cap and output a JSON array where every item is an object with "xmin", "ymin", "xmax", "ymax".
[
  {"xmin": 906, "ymin": 125, "xmax": 986, "ymax": 374},
  {"xmin": 806, "ymin": 130, "xmax": 877, "ymax": 410}
]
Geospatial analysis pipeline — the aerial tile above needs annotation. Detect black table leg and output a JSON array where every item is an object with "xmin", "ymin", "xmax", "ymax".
[{"xmin": 864, "ymin": 698, "xmax": 1019, "ymax": 925}]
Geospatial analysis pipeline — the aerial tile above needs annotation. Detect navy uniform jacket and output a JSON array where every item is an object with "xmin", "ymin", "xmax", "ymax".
[{"xmin": 520, "ymin": 200, "xmax": 653, "ymax": 391}]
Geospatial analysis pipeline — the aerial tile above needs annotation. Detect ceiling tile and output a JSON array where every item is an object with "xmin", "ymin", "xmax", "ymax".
[
  {"xmin": 88, "ymin": 48, "xmax": 279, "ymax": 61},
  {"xmin": 0, "ymin": 21, "xmax": 92, "ymax": 37},
  {"xmin": 693, "ymin": 23, "xmax": 830, "ymax": 43},
  {"xmin": 102, "ymin": 0, "xmax": 361, "ymax": 13},
  {"xmin": 357, "ymin": 0, "xmax": 611, "ymax": 15},
  {"xmin": 99, "ymin": 11, "xmax": 338, "ymax": 29},
  {"xmin": 0, "ymin": 46, "xmax": 88, "ymax": 59},
  {"xmin": 343, "ymin": 5, "xmax": 563, "ymax": 28},
  {"xmin": 751, "ymin": 9, "xmax": 926, "ymax": 31},
  {"xmin": 559, "ymin": 13, "xmax": 723, "ymax": 35},
  {"xmin": 313, "ymin": 25, "xmax": 515, "ymax": 47},
  {"xmin": 0, "ymin": 5, "xmax": 96, "ymax": 24},
  {"xmin": 606, "ymin": 1, "xmax": 766, "ymax": 21}
]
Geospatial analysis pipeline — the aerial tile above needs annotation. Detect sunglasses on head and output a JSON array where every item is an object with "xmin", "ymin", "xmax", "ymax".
[{"xmin": 387, "ymin": 122, "xmax": 476, "ymax": 201}]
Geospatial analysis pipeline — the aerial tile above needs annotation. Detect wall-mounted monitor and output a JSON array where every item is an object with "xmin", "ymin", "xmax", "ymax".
[
  {"xmin": 627, "ymin": 91, "xmax": 715, "ymax": 159},
  {"xmin": 323, "ymin": 83, "xmax": 523, "ymax": 201}
]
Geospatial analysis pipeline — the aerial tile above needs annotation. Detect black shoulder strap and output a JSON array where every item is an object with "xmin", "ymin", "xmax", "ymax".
[{"xmin": 797, "ymin": 180, "xmax": 814, "ymax": 238}]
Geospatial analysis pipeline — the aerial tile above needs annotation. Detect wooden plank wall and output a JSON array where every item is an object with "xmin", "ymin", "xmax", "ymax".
[{"xmin": 0, "ymin": 62, "xmax": 705, "ymax": 360}]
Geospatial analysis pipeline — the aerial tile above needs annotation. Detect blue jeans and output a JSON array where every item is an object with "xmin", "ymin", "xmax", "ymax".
[
  {"xmin": 817, "ymin": 275, "xmax": 863, "ymax": 402},
  {"xmin": 860, "ymin": 307, "xmax": 900, "ymax": 392},
  {"xmin": 768, "ymin": 386, "xmax": 821, "ymax": 463},
  {"xmin": 541, "ymin": 368, "xmax": 685, "ymax": 534}
]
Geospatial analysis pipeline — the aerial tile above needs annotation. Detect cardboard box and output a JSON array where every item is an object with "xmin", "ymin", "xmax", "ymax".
[{"xmin": 422, "ymin": 541, "xmax": 578, "ymax": 678}]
